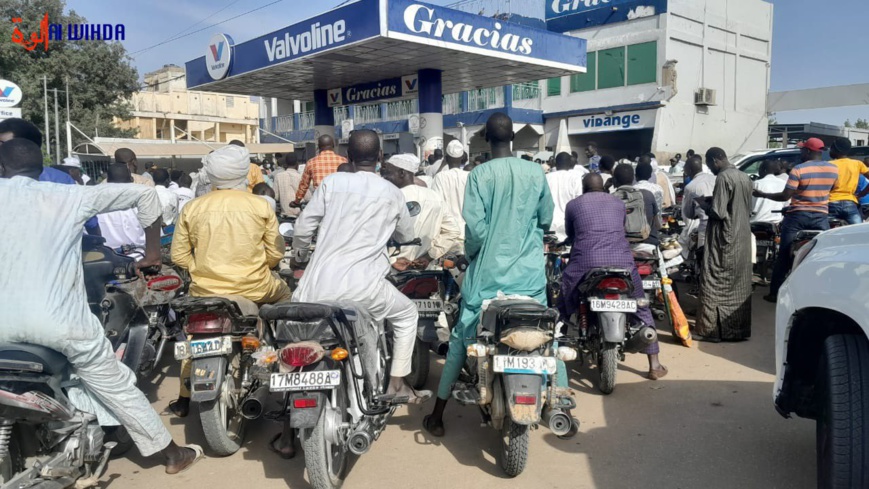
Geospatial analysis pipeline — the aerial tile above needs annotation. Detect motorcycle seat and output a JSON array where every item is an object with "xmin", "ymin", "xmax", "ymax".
[
  {"xmin": 259, "ymin": 302, "xmax": 341, "ymax": 322},
  {"xmin": 751, "ymin": 222, "xmax": 777, "ymax": 233},
  {"xmin": 578, "ymin": 268, "xmax": 633, "ymax": 295},
  {"xmin": 481, "ymin": 300, "xmax": 556, "ymax": 333},
  {"xmin": 171, "ymin": 295, "xmax": 259, "ymax": 322},
  {"xmin": 631, "ymin": 250, "xmax": 658, "ymax": 261},
  {"xmin": 0, "ymin": 344, "xmax": 69, "ymax": 375}
]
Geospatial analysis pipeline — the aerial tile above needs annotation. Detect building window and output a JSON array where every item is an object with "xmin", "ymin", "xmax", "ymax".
[
  {"xmin": 547, "ymin": 77, "xmax": 562, "ymax": 97},
  {"xmin": 627, "ymin": 41, "xmax": 657, "ymax": 86},
  {"xmin": 226, "ymin": 96, "xmax": 234, "ymax": 108},
  {"xmin": 570, "ymin": 51, "xmax": 597, "ymax": 93},
  {"xmin": 598, "ymin": 47, "xmax": 626, "ymax": 89}
]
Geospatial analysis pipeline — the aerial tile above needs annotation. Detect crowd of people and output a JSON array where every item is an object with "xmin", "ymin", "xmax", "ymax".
[{"xmin": 1, "ymin": 110, "xmax": 868, "ymax": 481}]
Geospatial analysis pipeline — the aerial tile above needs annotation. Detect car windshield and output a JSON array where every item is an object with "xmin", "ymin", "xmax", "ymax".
[{"xmin": 730, "ymin": 154, "xmax": 748, "ymax": 165}]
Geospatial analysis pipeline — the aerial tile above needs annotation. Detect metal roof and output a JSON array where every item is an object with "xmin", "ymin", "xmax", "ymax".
[{"xmin": 186, "ymin": 0, "xmax": 586, "ymax": 100}]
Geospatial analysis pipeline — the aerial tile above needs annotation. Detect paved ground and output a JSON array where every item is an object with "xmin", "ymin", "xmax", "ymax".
[{"xmin": 104, "ymin": 289, "xmax": 816, "ymax": 489}]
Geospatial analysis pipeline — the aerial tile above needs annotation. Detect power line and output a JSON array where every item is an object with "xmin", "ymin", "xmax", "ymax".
[
  {"xmin": 130, "ymin": 0, "xmax": 287, "ymax": 57},
  {"xmin": 165, "ymin": 0, "xmax": 243, "ymax": 41}
]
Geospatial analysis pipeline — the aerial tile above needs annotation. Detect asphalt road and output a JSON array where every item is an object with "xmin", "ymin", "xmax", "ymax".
[{"xmin": 104, "ymin": 289, "xmax": 816, "ymax": 489}]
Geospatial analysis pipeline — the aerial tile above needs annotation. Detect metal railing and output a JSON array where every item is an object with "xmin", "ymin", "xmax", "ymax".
[
  {"xmin": 385, "ymin": 99, "xmax": 418, "ymax": 121},
  {"xmin": 333, "ymin": 106, "xmax": 350, "ymax": 126},
  {"xmin": 298, "ymin": 111, "xmax": 315, "ymax": 130},
  {"xmin": 355, "ymin": 104, "xmax": 383, "ymax": 124},
  {"xmin": 512, "ymin": 82, "xmax": 540, "ymax": 100},
  {"xmin": 442, "ymin": 93, "xmax": 463, "ymax": 115},
  {"xmin": 467, "ymin": 87, "xmax": 504, "ymax": 112},
  {"xmin": 275, "ymin": 114, "xmax": 294, "ymax": 133}
]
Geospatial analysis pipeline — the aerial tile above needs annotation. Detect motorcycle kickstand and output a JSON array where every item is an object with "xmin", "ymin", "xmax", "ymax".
[{"xmin": 74, "ymin": 441, "xmax": 116, "ymax": 489}]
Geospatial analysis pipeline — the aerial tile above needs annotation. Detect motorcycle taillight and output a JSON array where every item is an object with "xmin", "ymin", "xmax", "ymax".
[
  {"xmin": 186, "ymin": 312, "xmax": 231, "ymax": 334},
  {"xmin": 279, "ymin": 342, "xmax": 326, "ymax": 368},
  {"xmin": 400, "ymin": 277, "xmax": 440, "ymax": 299},
  {"xmin": 637, "ymin": 264, "xmax": 653, "ymax": 276},
  {"xmin": 597, "ymin": 278, "xmax": 629, "ymax": 293}
]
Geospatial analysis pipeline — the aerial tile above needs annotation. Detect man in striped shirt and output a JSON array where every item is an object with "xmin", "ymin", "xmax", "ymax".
[{"xmin": 754, "ymin": 138, "xmax": 839, "ymax": 301}]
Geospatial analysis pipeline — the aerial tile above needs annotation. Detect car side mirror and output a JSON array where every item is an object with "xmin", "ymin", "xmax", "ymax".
[
  {"xmin": 406, "ymin": 201, "xmax": 421, "ymax": 217},
  {"xmin": 749, "ymin": 174, "xmax": 759, "ymax": 181}
]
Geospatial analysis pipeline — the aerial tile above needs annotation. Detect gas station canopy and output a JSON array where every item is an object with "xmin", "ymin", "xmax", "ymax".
[{"xmin": 186, "ymin": 0, "xmax": 586, "ymax": 99}]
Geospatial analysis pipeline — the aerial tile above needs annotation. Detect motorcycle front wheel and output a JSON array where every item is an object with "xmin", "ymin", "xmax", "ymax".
[
  {"xmin": 499, "ymin": 419, "xmax": 529, "ymax": 477},
  {"xmin": 598, "ymin": 342, "xmax": 618, "ymax": 395},
  {"xmin": 302, "ymin": 384, "xmax": 350, "ymax": 489},
  {"xmin": 199, "ymin": 350, "xmax": 246, "ymax": 456}
]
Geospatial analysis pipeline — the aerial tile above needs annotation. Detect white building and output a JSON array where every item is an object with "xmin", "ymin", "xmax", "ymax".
[{"xmin": 543, "ymin": 0, "xmax": 773, "ymax": 163}]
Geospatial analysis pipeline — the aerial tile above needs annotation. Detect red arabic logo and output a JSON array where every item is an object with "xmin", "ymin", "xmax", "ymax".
[{"xmin": 11, "ymin": 13, "xmax": 125, "ymax": 51}]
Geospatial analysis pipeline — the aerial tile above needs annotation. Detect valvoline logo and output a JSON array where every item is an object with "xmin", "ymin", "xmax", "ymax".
[
  {"xmin": 206, "ymin": 33, "xmax": 233, "ymax": 80},
  {"xmin": 0, "ymin": 80, "xmax": 22, "ymax": 108},
  {"xmin": 329, "ymin": 92, "xmax": 340, "ymax": 103},
  {"xmin": 404, "ymin": 78, "xmax": 417, "ymax": 91},
  {"xmin": 1, "ymin": 87, "xmax": 14, "ymax": 98},
  {"xmin": 209, "ymin": 41, "xmax": 224, "ymax": 62}
]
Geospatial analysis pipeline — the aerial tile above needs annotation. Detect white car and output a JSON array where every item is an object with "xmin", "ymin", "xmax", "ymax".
[{"xmin": 774, "ymin": 223, "xmax": 869, "ymax": 488}]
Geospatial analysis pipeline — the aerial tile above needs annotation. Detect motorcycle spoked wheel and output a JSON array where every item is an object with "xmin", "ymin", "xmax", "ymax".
[
  {"xmin": 302, "ymin": 381, "xmax": 352, "ymax": 489},
  {"xmin": 199, "ymin": 349, "xmax": 247, "ymax": 456}
]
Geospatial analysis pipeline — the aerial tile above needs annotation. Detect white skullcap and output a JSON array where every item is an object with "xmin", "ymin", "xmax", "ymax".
[
  {"xmin": 203, "ymin": 145, "xmax": 250, "ymax": 190},
  {"xmin": 387, "ymin": 153, "xmax": 420, "ymax": 174},
  {"xmin": 63, "ymin": 155, "xmax": 82, "ymax": 168},
  {"xmin": 446, "ymin": 140, "xmax": 464, "ymax": 159}
]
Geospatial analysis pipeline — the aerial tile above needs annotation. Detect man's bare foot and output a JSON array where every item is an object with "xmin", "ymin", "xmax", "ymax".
[
  {"xmin": 269, "ymin": 432, "xmax": 296, "ymax": 460},
  {"xmin": 164, "ymin": 443, "xmax": 202, "ymax": 475},
  {"xmin": 386, "ymin": 378, "xmax": 432, "ymax": 405},
  {"xmin": 648, "ymin": 365, "xmax": 668, "ymax": 380}
]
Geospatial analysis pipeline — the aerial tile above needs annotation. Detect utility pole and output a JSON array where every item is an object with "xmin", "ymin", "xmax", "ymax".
[
  {"xmin": 65, "ymin": 76, "xmax": 72, "ymax": 158},
  {"xmin": 43, "ymin": 76, "xmax": 50, "ymax": 161},
  {"xmin": 53, "ymin": 89, "xmax": 60, "ymax": 165}
]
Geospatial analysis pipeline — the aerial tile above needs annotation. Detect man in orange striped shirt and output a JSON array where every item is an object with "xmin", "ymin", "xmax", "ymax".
[
  {"xmin": 293, "ymin": 135, "xmax": 347, "ymax": 205},
  {"xmin": 754, "ymin": 138, "xmax": 839, "ymax": 301}
]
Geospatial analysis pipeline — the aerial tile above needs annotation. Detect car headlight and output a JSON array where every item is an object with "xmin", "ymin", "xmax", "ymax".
[{"xmin": 792, "ymin": 239, "xmax": 817, "ymax": 270}]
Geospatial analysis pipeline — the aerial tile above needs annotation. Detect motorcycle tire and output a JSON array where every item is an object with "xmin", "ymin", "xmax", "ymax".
[
  {"xmin": 816, "ymin": 334, "xmax": 869, "ymax": 489},
  {"xmin": 199, "ymin": 351, "xmax": 246, "ymax": 456},
  {"xmin": 499, "ymin": 418, "xmax": 529, "ymax": 478},
  {"xmin": 598, "ymin": 342, "xmax": 618, "ymax": 395},
  {"xmin": 302, "ymin": 384, "xmax": 350, "ymax": 489},
  {"xmin": 406, "ymin": 338, "xmax": 430, "ymax": 390}
]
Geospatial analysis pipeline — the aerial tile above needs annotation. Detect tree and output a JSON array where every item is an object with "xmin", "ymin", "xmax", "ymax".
[
  {"xmin": 856, "ymin": 119, "xmax": 869, "ymax": 130},
  {"xmin": 844, "ymin": 119, "xmax": 853, "ymax": 128},
  {"xmin": 0, "ymin": 0, "xmax": 139, "ymax": 159}
]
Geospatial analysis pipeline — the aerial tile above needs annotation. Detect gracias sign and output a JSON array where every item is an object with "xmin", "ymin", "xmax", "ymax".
[{"xmin": 327, "ymin": 74, "xmax": 419, "ymax": 107}]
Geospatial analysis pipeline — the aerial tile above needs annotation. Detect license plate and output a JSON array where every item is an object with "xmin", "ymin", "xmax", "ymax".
[
  {"xmin": 757, "ymin": 240, "xmax": 774, "ymax": 247},
  {"xmin": 174, "ymin": 336, "xmax": 232, "ymax": 360},
  {"xmin": 414, "ymin": 299, "xmax": 443, "ymax": 318},
  {"xmin": 270, "ymin": 370, "xmax": 341, "ymax": 392},
  {"xmin": 589, "ymin": 299, "xmax": 637, "ymax": 313},
  {"xmin": 492, "ymin": 355, "xmax": 557, "ymax": 375},
  {"xmin": 642, "ymin": 280, "xmax": 661, "ymax": 290}
]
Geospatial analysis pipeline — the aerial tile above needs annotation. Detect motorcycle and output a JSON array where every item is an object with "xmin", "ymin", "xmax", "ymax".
[
  {"xmin": 544, "ymin": 232, "xmax": 571, "ymax": 308},
  {"xmin": 172, "ymin": 295, "xmax": 262, "ymax": 456},
  {"xmin": 450, "ymin": 298, "xmax": 577, "ymax": 477},
  {"xmin": 751, "ymin": 221, "xmax": 779, "ymax": 284},
  {"xmin": 660, "ymin": 206, "xmax": 685, "ymax": 237},
  {"xmin": 387, "ymin": 255, "xmax": 464, "ymax": 389},
  {"xmin": 571, "ymin": 268, "xmax": 657, "ymax": 394}
]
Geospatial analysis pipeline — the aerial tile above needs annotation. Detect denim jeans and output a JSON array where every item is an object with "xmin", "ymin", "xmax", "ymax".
[
  {"xmin": 769, "ymin": 211, "xmax": 830, "ymax": 296},
  {"xmin": 828, "ymin": 200, "xmax": 863, "ymax": 225}
]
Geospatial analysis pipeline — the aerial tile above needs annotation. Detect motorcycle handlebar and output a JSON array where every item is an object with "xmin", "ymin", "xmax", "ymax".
[{"xmin": 389, "ymin": 238, "xmax": 422, "ymax": 248}]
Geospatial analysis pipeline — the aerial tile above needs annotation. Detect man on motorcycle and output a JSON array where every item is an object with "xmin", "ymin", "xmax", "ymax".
[
  {"xmin": 97, "ymin": 164, "xmax": 147, "ymax": 249},
  {"xmin": 424, "ymin": 112, "xmax": 563, "ymax": 437},
  {"xmin": 291, "ymin": 128, "xmax": 432, "ymax": 408},
  {"xmin": 169, "ymin": 144, "xmax": 291, "ymax": 417},
  {"xmin": 0, "ymin": 138, "xmax": 201, "ymax": 475},
  {"xmin": 750, "ymin": 160, "xmax": 787, "ymax": 224},
  {"xmin": 381, "ymin": 153, "xmax": 462, "ymax": 270},
  {"xmin": 559, "ymin": 173, "xmax": 667, "ymax": 379},
  {"xmin": 681, "ymin": 156, "xmax": 716, "ymax": 249}
]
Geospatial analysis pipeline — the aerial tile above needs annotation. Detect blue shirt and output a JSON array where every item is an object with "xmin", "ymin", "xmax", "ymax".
[
  {"xmin": 859, "ymin": 175, "xmax": 869, "ymax": 206},
  {"xmin": 39, "ymin": 166, "xmax": 100, "ymax": 231}
]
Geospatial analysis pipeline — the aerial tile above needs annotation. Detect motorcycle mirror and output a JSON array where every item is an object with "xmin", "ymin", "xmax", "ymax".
[
  {"xmin": 406, "ymin": 201, "xmax": 421, "ymax": 217},
  {"xmin": 279, "ymin": 222, "xmax": 294, "ymax": 238},
  {"xmin": 749, "ymin": 173, "xmax": 759, "ymax": 181}
]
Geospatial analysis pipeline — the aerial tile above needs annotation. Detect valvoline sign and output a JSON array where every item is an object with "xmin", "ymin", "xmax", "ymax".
[
  {"xmin": 546, "ymin": 0, "xmax": 668, "ymax": 33},
  {"xmin": 206, "ymin": 33, "xmax": 233, "ymax": 80},
  {"xmin": 327, "ymin": 74, "xmax": 419, "ymax": 107},
  {"xmin": 0, "ymin": 80, "xmax": 22, "ymax": 108}
]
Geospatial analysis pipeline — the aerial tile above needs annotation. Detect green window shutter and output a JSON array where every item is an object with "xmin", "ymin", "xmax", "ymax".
[
  {"xmin": 547, "ymin": 77, "xmax": 562, "ymax": 97},
  {"xmin": 598, "ymin": 47, "xmax": 626, "ymax": 89},
  {"xmin": 627, "ymin": 41, "xmax": 657, "ymax": 85},
  {"xmin": 570, "ymin": 51, "xmax": 596, "ymax": 92}
]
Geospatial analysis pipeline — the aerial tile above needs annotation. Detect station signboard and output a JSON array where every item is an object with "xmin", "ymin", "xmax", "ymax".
[
  {"xmin": 327, "ymin": 73, "xmax": 419, "ymax": 107},
  {"xmin": 546, "ymin": 0, "xmax": 668, "ymax": 33},
  {"xmin": 567, "ymin": 109, "xmax": 656, "ymax": 134}
]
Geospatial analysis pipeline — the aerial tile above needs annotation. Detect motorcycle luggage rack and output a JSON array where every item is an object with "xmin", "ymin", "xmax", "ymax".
[
  {"xmin": 171, "ymin": 297, "xmax": 259, "ymax": 329},
  {"xmin": 480, "ymin": 301, "xmax": 559, "ymax": 341}
]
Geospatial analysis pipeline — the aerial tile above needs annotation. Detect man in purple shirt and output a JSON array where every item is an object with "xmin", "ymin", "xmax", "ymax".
[{"xmin": 559, "ymin": 173, "xmax": 667, "ymax": 380}]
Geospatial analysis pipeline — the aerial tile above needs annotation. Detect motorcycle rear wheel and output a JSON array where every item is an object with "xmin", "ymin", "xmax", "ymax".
[
  {"xmin": 499, "ymin": 419, "xmax": 529, "ymax": 478},
  {"xmin": 0, "ymin": 433, "xmax": 21, "ymax": 484},
  {"xmin": 406, "ymin": 338, "xmax": 430, "ymax": 390},
  {"xmin": 303, "ymin": 384, "xmax": 350, "ymax": 489},
  {"xmin": 199, "ymin": 351, "xmax": 246, "ymax": 456},
  {"xmin": 598, "ymin": 342, "xmax": 618, "ymax": 395}
]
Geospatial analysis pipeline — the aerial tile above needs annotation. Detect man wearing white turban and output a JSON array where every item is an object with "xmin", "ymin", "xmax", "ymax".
[{"xmin": 169, "ymin": 145, "xmax": 291, "ymax": 417}]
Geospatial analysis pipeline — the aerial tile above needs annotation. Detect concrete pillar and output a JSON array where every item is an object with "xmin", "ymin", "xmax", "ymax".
[
  {"xmin": 215, "ymin": 122, "xmax": 221, "ymax": 143},
  {"xmin": 170, "ymin": 119, "xmax": 176, "ymax": 143},
  {"xmin": 503, "ymin": 84, "xmax": 513, "ymax": 109},
  {"xmin": 151, "ymin": 118, "xmax": 157, "ymax": 140},
  {"xmin": 418, "ymin": 69, "xmax": 443, "ymax": 159},
  {"xmin": 313, "ymin": 89, "xmax": 335, "ymax": 140}
]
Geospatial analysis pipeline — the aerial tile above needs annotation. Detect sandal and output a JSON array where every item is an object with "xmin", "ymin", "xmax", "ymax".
[
  {"xmin": 168, "ymin": 398, "xmax": 190, "ymax": 418},
  {"xmin": 648, "ymin": 366, "xmax": 669, "ymax": 380},
  {"xmin": 422, "ymin": 415, "xmax": 445, "ymax": 437},
  {"xmin": 166, "ymin": 444, "xmax": 204, "ymax": 475}
]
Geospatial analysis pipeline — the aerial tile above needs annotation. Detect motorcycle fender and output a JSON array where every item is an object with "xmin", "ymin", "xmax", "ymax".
[
  {"xmin": 190, "ymin": 356, "xmax": 226, "ymax": 403},
  {"xmin": 502, "ymin": 373, "xmax": 543, "ymax": 426},
  {"xmin": 599, "ymin": 312, "xmax": 627, "ymax": 343},
  {"xmin": 120, "ymin": 324, "xmax": 148, "ymax": 376},
  {"xmin": 417, "ymin": 318, "xmax": 438, "ymax": 343},
  {"xmin": 288, "ymin": 392, "xmax": 327, "ymax": 429}
]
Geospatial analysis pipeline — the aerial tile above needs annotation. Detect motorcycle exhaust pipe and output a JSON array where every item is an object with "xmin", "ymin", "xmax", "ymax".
[
  {"xmin": 623, "ymin": 326, "xmax": 658, "ymax": 354},
  {"xmin": 348, "ymin": 430, "xmax": 372, "ymax": 455},
  {"xmin": 240, "ymin": 385, "xmax": 270, "ymax": 420},
  {"xmin": 542, "ymin": 408, "xmax": 572, "ymax": 437},
  {"xmin": 430, "ymin": 340, "xmax": 449, "ymax": 356}
]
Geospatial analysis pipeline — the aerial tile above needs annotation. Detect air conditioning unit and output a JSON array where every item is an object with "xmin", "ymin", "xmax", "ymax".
[{"xmin": 695, "ymin": 88, "xmax": 717, "ymax": 106}]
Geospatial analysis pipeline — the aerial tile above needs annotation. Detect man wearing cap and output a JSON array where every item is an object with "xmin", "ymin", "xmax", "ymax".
[
  {"xmin": 546, "ymin": 152, "xmax": 584, "ymax": 242},
  {"xmin": 61, "ymin": 155, "xmax": 90, "ymax": 185},
  {"xmin": 827, "ymin": 137, "xmax": 869, "ymax": 225},
  {"xmin": 431, "ymin": 140, "xmax": 470, "ymax": 237},
  {"xmin": 382, "ymin": 154, "xmax": 462, "ymax": 269},
  {"xmin": 755, "ymin": 138, "xmax": 839, "ymax": 302}
]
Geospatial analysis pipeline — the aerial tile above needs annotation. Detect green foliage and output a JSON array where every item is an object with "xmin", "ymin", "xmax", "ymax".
[
  {"xmin": 856, "ymin": 119, "xmax": 869, "ymax": 130},
  {"xmin": 844, "ymin": 119, "xmax": 853, "ymax": 128},
  {"xmin": 0, "ymin": 0, "xmax": 139, "ymax": 153}
]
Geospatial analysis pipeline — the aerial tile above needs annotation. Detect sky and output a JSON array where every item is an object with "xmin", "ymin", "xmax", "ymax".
[{"xmin": 68, "ymin": 0, "xmax": 869, "ymax": 126}]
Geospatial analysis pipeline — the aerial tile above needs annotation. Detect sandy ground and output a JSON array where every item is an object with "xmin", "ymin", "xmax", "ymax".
[{"xmin": 103, "ymin": 290, "xmax": 815, "ymax": 489}]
